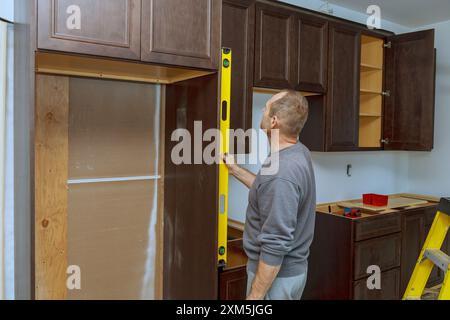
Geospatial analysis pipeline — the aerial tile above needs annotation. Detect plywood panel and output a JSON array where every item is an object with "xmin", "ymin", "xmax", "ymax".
[
  {"xmin": 360, "ymin": 69, "xmax": 383, "ymax": 93},
  {"xmin": 361, "ymin": 35, "xmax": 384, "ymax": 68},
  {"xmin": 359, "ymin": 116, "xmax": 382, "ymax": 148},
  {"xmin": 360, "ymin": 94, "xmax": 382, "ymax": 116},
  {"xmin": 69, "ymin": 78, "xmax": 159, "ymax": 179},
  {"xmin": 68, "ymin": 181, "xmax": 157, "ymax": 299},
  {"xmin": 35, "ymin": 75, "xmax": 69, "ymax": 300}
]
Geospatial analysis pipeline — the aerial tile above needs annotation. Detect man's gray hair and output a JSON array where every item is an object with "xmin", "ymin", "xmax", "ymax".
[{"xmin": 269, "ymin": 90, "xmax": 309, "ymax": 137}]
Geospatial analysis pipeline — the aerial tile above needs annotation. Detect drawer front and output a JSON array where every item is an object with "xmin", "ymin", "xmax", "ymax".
[
  {"xmin": 353, "ymin": 268, "xmax": 400, "ymax": 300},
  {"xmin": 354, "ymin": 233, "xmax": 401, "ymax": 280},
  {"xmin": 354, "ymin": 213, "xmax": 401, "ymax": 242},
  {"xmin": 219, "ymin": 267, "xmax": 248, "ymax": 300}
]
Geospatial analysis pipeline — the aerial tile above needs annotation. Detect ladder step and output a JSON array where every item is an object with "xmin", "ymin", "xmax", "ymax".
[{"xmin": 424, "ymin": 249, "xmax": 450, "ymax": 273}]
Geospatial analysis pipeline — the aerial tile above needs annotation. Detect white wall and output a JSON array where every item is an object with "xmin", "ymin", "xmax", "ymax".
[
  {"xmin": 407, "ymin": 19, "xmax": 450, "ymax": 198},
  {"xmin": 0, "ymin": 0, "xmax": 14, "ymax": 22},
  {"xmin": 228, "ymin": 0, "xmax": 414, "ymax": 222}
]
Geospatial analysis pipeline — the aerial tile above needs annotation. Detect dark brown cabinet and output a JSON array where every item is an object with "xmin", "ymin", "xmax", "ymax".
[
  {"xmin": 325, "ymin": 23, "xmax": 361, "ymax": 151},
  {"xmin": 222, "ymin": 0, "xmax": 255, "ymax": 153},
  {"xmin": 141, "ymin": 0, "xmax": 221, "ymax": 70},
  {"xmin": 384, "ymin": 30, "xmax": 436, "ymax": 151},
  {"xmin": 297, "ymin": 14, "xmax": 328, "ymax": 93},
  {"xmin": 219, "ymin": 267, "xmax": 247, "ymax": 300},
  {"xmin": 37, "ymin": 0, "xmax": 142, "ymax": 60},
  {"xmin": 304, "ymin": 198, "xmax": 441, "ymax": 300},
  {"xmin": 254, "ymin": 2, "xmax": 297, "ymax": 89}
]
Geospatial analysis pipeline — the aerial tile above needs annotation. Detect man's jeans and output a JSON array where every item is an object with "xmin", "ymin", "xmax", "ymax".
[{"xmin": 246, "ymin": 266, "xmax": 308, "ymax": 300}]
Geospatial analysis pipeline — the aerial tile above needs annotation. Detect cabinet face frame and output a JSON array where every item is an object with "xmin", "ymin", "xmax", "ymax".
[
  {"xmin": 141, "ymin": 0, "xmax": 221, "ymax": 70},
  {"xmin": 37, "ymin": 0, "xmax": 142, "ymax": 60}
]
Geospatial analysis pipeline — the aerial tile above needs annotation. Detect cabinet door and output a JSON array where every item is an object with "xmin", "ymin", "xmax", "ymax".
[
  {"xmin": 384, "ymin": 30, "xmax": 435, "ymax": 151},
  {"xmin": 219, "ymin": 267, "xmax": 248, "ymax": 300},
  {"xmin": 141, "ymin": 0, "xmax": 221, "ymax": 70},
  {"xmin": 37, "ymin": 0, "xmax": 141, "ymax": 60},
  {"xmin": 222, "ymin": 0, "xmax": 255, "ymax": 154},
  {"xmin": 400, "ymin": 210, "xmax": 426, "ymax": 296},
  {"xmin": 326, "ymin": 23, "xmax": 360, "ymax": 151},
  {"xmin": 296, "ymin": 14, "xmax": 328, "ymax": 93},
  {"xmin": 254, "ymin": 3, "xmax": 297, "ymax": 89}
]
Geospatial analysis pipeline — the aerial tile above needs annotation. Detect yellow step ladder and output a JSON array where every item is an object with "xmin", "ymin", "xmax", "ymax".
[{"xmin": 403, "ymin": 197, "xmax": 450, "ymax": 300}]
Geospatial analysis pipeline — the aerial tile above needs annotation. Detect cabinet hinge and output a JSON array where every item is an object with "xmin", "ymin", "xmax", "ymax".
[
  {"xmin": 382, "ymin": 90, "xmax": 391, "ymax": 97},
  {"xmin": 384, "ymin": 41, "xmax": 392, "ymax": 49}
]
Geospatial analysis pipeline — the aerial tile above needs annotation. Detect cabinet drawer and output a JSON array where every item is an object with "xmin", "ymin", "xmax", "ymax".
[
  {"xmin": 353, "ymin": 268, "xmax": 400, "ymax": 300},
  {"xmin": 354, "ymin": 233, "xmax": 401, "ymax": 280},
  {"xmin": 354, "ymin": 213, "xmax": 401, "ymax": 241}
]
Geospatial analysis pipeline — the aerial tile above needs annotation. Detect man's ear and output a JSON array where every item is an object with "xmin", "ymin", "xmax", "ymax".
[{"xmin": 271, "ymin": 116, "xmax": 278, "ymax": 129}]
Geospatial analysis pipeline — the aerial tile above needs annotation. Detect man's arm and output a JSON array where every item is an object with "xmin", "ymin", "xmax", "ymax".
[
  {"xmin": 247, "ymin": 261, "xmax": 281, "ymax": 300},
  {"xmin": 222, "ymin": 154, "xmax": 256, "ymax": 189}
]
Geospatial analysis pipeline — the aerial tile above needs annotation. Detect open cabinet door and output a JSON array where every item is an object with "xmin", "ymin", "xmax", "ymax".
[
  {"xmin": 164, "ymin": 74, "xmax": 219, "ymax": 299},
  {"xmin": 383, "ymin": 30, "xmax": 435, "ymax": 151}
]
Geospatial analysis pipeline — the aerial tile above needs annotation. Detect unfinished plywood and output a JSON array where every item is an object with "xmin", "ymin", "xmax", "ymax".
[
  {"xmin": 68, "ymin": 181, "xmax": 156, "ymax": 300},
  {"xmin": 361, "ymin": 35, "xmax": 384, "ymax": 68},
  {"xmin": 36, "ymin": 52, "xmax": 213, "ymax": 84},
  {"xmin": 35, "ymin": 75, "xmax": 69, "ymax": 300},
  {"xmin": 69, "ymin": 78, "xmax": 159, "ymax": 179},
  {"xmin": 359, "ymin": 35, "xmax": 384, "ymax": 148},
  {"xmin": 360, "ymin": 94, "xmax": 382, "ymax": 116},
  {"xmin": 360, "ymin": 69, "xmax": 383, "ymax": 93},
  {"xmin": 359, "ymin": 117, "xmax": 382, "ymax": 148}
]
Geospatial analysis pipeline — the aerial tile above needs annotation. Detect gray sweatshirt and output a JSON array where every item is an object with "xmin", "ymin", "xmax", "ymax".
[{"xmin": 244, "ymin": 142, "xmax": 316, "ymax": 278}]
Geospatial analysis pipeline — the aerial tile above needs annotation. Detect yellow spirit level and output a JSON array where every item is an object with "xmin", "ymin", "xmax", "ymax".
[{"xmin": 218, "ymin": 48, "xmax": 231, "ymax": 266}]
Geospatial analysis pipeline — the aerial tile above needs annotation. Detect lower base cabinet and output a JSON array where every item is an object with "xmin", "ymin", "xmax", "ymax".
[{"xmin": 219, "ymin": 267, "xmax": 247, "ymax": 300}]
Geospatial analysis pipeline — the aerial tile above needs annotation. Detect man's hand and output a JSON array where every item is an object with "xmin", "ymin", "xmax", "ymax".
[
  {"xmin": 221, "ymin": 153, "xmax": 256, "ymax": 189},
  {"xmin": 247, "ymin": 260, "xmax": 281, "ymax": 300},
  {"xmin": 222, "ymin": 153, "xmax": 239, "ymax": 175}
]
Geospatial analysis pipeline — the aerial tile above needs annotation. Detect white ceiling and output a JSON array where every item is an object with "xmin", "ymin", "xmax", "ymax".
[{"xmin": 327, "ymin": 0, "xmax": 450, "ymax": 27}]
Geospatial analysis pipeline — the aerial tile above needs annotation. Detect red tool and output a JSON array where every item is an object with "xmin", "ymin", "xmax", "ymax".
[{"xmin": 363, "ymin": 194, "xmax": 389, "ymax": 207}]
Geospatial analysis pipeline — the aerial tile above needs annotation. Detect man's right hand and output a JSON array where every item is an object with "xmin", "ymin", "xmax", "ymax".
[{"xmin": 222, "ymin": 153, "xmax": 240, "ymax": 176}]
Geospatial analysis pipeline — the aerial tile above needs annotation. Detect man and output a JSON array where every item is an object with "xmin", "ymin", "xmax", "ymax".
[{"xmin": 223, "ymin": 90, "xmax": 316, "ymax": 300}]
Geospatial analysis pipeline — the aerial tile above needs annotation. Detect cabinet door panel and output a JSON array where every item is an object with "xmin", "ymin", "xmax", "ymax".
[
  {"xmin": 297, "ymin": 14, "xmax": 328, "ymax": 93},
  {"xmin": 400, "ymin": 210, "xmax": 425, "ymax": 295},
  {"xmin": 219, "ymin": 267, "xmax": 247, "ymax": 300},
  {"xmin": 326, "ymin": 24, "xmax": 360, "ymax": 151},
  {"xmin": 354, "ymin": 233, "xmax": 401, "ymax": 280},
  {"xmin": 353, "ymin": 268, "xmax": 400, "ymax": 300},
  {"xmin": 37, "ymin": 0, "xmax": 141, "ymax": 59},
  {"xmin": 254, "ymin": 3, "xmax": 297, "ymax": 89},
  {"xmin": 222, "ymin": 0, "xmax": 255, "ymax": 153},
  {"xmin": 141, "ymin": 0, "xmax": 221, "ymax": 69},
  {"xmin": 384, "ymin": 30, "xmax": 435, "ymax": 151}
]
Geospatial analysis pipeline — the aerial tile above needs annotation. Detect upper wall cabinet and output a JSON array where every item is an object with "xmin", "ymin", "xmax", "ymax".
[
  {"xmin": 37, "ymin": 0, "xmax": 142, "ymax": 60},
  {"xmin": 141, "ymin": 0, "xmax": 222, "ymax": 70},
  {"xmin": 325, "ymin": 23, "xmax": 361, "ymax": 151},
  {"xmin": 383, "ymin": 30, "xmax": 436, "ymax": 151},
  {"xmin": 254, "ymin": 2, "xmax": 297, "ymax": 89},
  {"xmin": 296, "ymin": 14, "xmax": 328, "ymax": 93},
  {"xmin": 222, "ymin": 0, "xmax": 255, "ymax": 153},
  {"xmin": 253, "ymin": 3, "xmax": 328, "ymax": 93}
]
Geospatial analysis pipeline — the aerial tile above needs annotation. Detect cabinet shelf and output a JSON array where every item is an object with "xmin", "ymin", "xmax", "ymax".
[
  {"xmin": 360, "ymin": 113, "xmax": 382, "ymax": 117},
  {"xmin": 361, "ymin": 63, "xmax": 383, "ymax": 71},
  {"xmin": 360, "ymin": 89, "xmax": 382, "ymax": 95}
]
